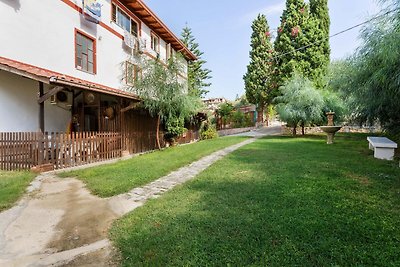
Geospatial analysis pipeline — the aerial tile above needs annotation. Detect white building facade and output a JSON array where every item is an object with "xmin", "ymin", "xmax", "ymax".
[{"xmin": 0, "ymin": 0, "xmax": 195, "ymax": 132}]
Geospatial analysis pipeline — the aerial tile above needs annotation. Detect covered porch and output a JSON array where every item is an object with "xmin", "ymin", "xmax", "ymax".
[{"xmin": 0, "ymin": 57, "xmax": 200, "ymax": 171}]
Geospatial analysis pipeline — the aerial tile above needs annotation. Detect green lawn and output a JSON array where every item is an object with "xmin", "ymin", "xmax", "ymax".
[
  {"xmin": 59, "ymin": 136, "xmax": 248, "ymax": 197},
  {"xmin": 0, "ymin": 171, "xmax": 36, "ymax": 212},
  {"xmin": 110, "ymin": 134, "xmax": 400, "ymax": 266}
]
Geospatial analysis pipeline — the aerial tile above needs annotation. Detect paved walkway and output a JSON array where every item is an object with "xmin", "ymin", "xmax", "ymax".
[{"xmin": 0, "ymin": 126, "xmax": 281, "ymax": 267}]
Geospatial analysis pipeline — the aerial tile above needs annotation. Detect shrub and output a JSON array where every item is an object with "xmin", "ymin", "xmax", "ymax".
[
  {"xmin": 232, "ymin": 111, "xmax": 246, "ymax": 128},
  {"xmin": 200, "ymin": 127, "xmax": 218, "ymax": 140}
]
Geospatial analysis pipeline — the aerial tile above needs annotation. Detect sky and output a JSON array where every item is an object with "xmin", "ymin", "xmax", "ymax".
[{"xmin": 144, "ymin": 0, "xmax": 380, "ymax": 100}]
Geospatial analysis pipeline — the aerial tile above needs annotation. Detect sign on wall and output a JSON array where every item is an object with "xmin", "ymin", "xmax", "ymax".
[{"xmin": 82, "ymin": 0, "xmax": 102, "ymax": 24}]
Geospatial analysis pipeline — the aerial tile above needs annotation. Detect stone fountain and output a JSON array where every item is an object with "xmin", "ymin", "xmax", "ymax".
[{"xmin": 319, "ymin": 112, "xmax": 342, "ymax": 144}]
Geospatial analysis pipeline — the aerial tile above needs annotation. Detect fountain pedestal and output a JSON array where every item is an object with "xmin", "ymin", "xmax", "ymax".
[
  {"xmin": 320, "ymin": 126, "xmax": 342, "ymax": 144},
  {"xmin": 320, "ymin": 112, "xmax": 341, "ymax": 144}
]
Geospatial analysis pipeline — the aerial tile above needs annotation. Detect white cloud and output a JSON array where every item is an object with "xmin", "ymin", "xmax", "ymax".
[
  {"xmin": 259, "ymin": 2, "xmax": 286, "ymax": 16},
  {"xmin": 243, "ymin": 1, "xmax": 285, "ymax": 22}
]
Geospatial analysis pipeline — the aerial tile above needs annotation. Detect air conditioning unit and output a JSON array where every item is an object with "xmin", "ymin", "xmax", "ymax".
[
  {"xmin": 124, "ymin": 31, "xmax": 137, "ymax": 50},
  {"xmin": 50, "ymin": 91, "xmax": 68, "ymax": 105}
]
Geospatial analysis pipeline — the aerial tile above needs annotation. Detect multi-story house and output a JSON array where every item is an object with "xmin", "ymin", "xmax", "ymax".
[{"xmin": 0, "ymin": 0, "xmax": 197, "ymax": 170}]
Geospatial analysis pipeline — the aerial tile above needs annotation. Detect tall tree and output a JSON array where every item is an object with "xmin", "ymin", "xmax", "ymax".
[
  {"xmin": 131, "ymin": 55, "xmax": 202, "ymax": 149},
  {"xmin": 274, "ymin": 0, "xmax": 310, "ymax": 87},
  {"xmin": 181, "ymin": 25, "xmax": 212, "ymax": 98},
  {"xmin": 243, "ymin": 14, "xmax": 276, "ymax": 124},
  {"xmin": 306, "ymin": 0, "xmax": 330, "ymax": 88}
]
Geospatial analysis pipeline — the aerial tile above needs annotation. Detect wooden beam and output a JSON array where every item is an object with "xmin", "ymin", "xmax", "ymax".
[
  {"xmin": 121, "ymin": 101, "xmax": 140, "ymax": 113},
  {"xmin": 37, "ymin": 86, "xmax": 64, "ymax": 104}
]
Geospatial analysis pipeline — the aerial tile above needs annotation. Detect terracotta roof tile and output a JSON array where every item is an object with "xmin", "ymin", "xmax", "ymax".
[{"xmin": 0, "ymin": 56, "xmax": 140, "ymax": 100}]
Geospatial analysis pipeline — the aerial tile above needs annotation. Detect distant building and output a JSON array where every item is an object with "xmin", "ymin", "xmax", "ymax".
[
  {"xmin": 239, "ymin": 104, "xmax": 257, "ymax": 124},
  {"xmin": 203, "ymin": 97, "xmax": 227, "ymax": 112}
]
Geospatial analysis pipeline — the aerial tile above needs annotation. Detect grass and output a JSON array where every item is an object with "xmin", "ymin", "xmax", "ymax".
[
  {"xmin": 110, "ymin": 134, "xmax": 400, "ymax": 266},
  {"xmin": 59, "ymin": 136, "xmax": 248, "ymax": 197},
  {"xmin": 0, "ymin": 171, "xmax": 36, "ymax": 212}
]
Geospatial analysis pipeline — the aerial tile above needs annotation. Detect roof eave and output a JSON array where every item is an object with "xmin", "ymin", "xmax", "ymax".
[{"xmin": 120, "ymin": 0, "xmax": 197, "ymax": 61}]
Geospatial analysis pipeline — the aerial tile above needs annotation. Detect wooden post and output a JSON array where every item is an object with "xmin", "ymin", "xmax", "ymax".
[{"xmin": 39, "ymin": 82, "xmax": 45, "ymax": 133}]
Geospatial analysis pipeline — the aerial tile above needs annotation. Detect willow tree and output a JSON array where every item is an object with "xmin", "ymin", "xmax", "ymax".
[
  {"xmin": 243, "ymin": 14, "xmax": 276, "ymax": 123},
  {"xmin": 334, "ymin": 0, "xmax": 400, "ymax": 136},
  {"xmin": 130, "ymin": 55, "xmax": 202, "ymax": 149},
  {"xmin": 275, "ymin": 74, "xmax": 324, "ymax": 135}
]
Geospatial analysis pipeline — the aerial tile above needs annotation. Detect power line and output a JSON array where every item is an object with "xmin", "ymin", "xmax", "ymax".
[{"xmin": 272, "ymin": 7, "xmax": 400, "ymax": 60}]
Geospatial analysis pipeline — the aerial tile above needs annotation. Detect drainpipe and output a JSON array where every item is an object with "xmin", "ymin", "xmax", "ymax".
[
  {"xmin": 39, "ymin": 81, "xmax": 44, "ymax": 133},
  {"xmin": 38, "ymin": 82, "xmax": 45, "ymax": 166}
]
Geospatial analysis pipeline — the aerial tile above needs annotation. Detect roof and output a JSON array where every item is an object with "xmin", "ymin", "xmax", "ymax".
[
  {"xmin": 0, "ymin": 56, "xmax": 140, "ymax": 100},
  {"xmin": 120, "ymin": 0, "xmax": 197, "ymax": 61}
]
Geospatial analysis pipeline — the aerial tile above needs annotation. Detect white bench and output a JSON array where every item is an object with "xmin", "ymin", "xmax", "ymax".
[{"xmin": 367, "ymin": 136, "xmax": 397, "ymax": 160}]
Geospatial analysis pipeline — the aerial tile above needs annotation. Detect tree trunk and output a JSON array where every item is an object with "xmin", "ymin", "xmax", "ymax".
[
  {"xmin": 301, "ymin": 122, "xmax": 305, "ymax": 135},
  {"xmin": 292, "ymin": 126, "xmax": 297, "ymax": 136},
  {"xmin": 257, "ymin": 106, "xmax": 264, "ymax": 124},
  {"xmin": 156, "ymin": 114, "xmax": 161, "ymax": 150},
  {"xmin": 265, "ymin": 110, "xmax": 269, "ymax": 126}
]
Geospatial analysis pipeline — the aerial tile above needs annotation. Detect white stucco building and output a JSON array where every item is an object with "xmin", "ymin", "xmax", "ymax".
[{"xmin": 0, "ymin": 0, "xmax": 196, "ymax": 132}]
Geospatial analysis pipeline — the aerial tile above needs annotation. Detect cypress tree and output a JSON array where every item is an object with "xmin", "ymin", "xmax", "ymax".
[
  {"xmin": 243, "ymin": 14, "xmax": 276, "ymax": 123},
  {"xmin": 180, "ymin": 25, "xmax": 212, "ymax": 98},
  {"xmin": 274, "ymin": 0, "xmax": 310, "ymax": 87},
  {"xmin": 307, "ymin": 0, "xmax": 330, "ymax": 88}
]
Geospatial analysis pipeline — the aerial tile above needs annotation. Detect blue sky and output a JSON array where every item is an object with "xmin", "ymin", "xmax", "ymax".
[{"xmin": 145, "ymin": 0, "xmax": 380, "ymax": 100}]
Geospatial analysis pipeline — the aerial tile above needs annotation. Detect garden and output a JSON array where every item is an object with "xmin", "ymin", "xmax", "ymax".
[{"xmin": 109, "ymin": 134, "xmax": 400, "ymax": 266}]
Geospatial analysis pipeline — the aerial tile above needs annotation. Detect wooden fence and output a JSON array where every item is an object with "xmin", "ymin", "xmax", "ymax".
[
  {"xmin": 0, "ymin": 129, "xmax": 200, "ymax": 171},
  {"xmin": 176, "ymin": 130, "xmax": 200, "ymax": 145},
  {"xmin": 0, "ymin": 132, "xmax": 122, "ymax": 171}
]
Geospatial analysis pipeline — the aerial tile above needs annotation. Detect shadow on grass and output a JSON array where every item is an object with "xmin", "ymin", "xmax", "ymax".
[{"xmin": 110, "ymin": 134, "xmax": 400, "ymax": 266}]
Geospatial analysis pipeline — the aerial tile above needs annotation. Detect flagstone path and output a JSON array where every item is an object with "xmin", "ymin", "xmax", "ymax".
[{"xmin": 0, "ymin": 126, "xmax": 281, "ymax": 267}]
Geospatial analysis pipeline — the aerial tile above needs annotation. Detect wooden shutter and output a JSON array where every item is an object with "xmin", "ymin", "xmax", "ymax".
[{"xmin": 111, "ymin": 3, "xmax": 117, "ymax": 22}]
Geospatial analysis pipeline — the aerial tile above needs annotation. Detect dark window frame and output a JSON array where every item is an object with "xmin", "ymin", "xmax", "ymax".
[
  {"xmin": 151, "ymin": 32, "xmax": 160, "ymax": 54},
  {"xmin": 125, "ymin": 61, "xmax": 141, "ymax": 86}
]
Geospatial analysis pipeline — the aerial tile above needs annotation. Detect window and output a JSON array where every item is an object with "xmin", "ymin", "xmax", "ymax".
[
  {"xmin": 166, "ymin": 43, "xmax": 171, "ymax": 60},
  {"xmin": 75, "ymin": 30, "xmax": 96, "ymax": 74},
  {"xmin": 151, "ymin": 32, "xmax": 160, "ymax": 53},
  {"xmin": 125, "ymin": 61, "xmax": 141, "ymax": 85},
  {"xmin": 112, "ymin": 3, "xmax": 139, "ymax": 37},
  {"xmin": 166, "ymin": 43, "xmax": 175, "ymax": 61}
]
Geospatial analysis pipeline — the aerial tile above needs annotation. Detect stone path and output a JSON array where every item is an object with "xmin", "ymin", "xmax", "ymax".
[
  {"xmin": 0, "ymin": 126, "xmax": 281, "ymax": 267},
  {"xmin": 108, "ymin": 137, "xmax": 257, "ymax": 216}
]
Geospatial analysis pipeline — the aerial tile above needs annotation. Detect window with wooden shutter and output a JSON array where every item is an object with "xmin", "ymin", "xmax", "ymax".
[
  {"xmin": 125, "ymin": 61, "xmax": 141, "ymax": 85},
  {"xmin": 111, "ymin": 3, "xmax": 117, "ymax": 22}
]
